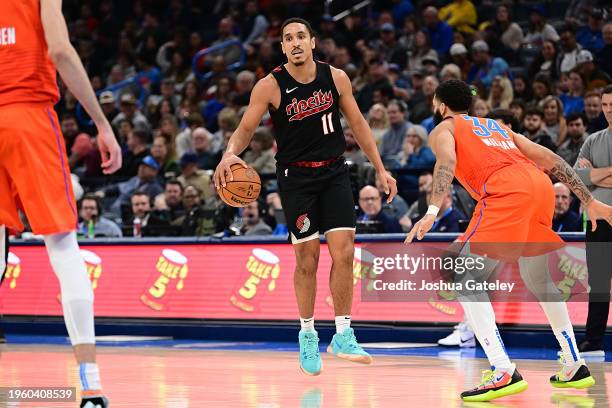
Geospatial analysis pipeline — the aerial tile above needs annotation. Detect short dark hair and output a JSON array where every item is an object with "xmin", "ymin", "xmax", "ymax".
[
  {"xmin": 559, "ymin": 24, "xmax": 576, "ymax": 35},
  {"xmin": 566, "ymin": 112, "xmax": 587, "ymax": 126},
  {"xmin": 603, "ymin": 85, "xmax": 612, "ymax": 96},
  {"xmin": 79, "ymin": 193, "xmax": 101, "ymax": 212},
  {"xmin": 281, "ymin": 18, "xmax": 314, "ymax": 38},
  {"xmin": 131, "ymin": 128, "xmax": 150, "ymax": 143},
  {"xmin": 131, "ymin": 191, "xmax": 150, "ymax": 203},
  {"xmin": 434, "ymin": 79, "xmax": 474, "ymax": 113},
  {"xmin": 524, "ymin": 107, "xmax": 544, "ymax": 119},
  {"xmin": 488, "ymin": 109, "xmax": 519, "ymax": 130},
  {"xmin": 166, "ymin": 179, "xmax": 184, "ymax": 192}
]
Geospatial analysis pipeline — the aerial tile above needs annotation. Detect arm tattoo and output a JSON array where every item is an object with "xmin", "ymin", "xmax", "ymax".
[
  {"xmin": 431, "ymin": 163, "xmax": 455, "ymax": 205},
  {"xmin": 550, "ymin": 156, "xmax": 593, "ymax": 205}
]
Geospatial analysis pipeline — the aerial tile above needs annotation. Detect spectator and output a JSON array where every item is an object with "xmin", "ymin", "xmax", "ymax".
[
  {"xmin": 240, "ymin": 200, "xmax": 272, "ymax": 236},
  {"xmin": 233, "ymin": 70, "xmax": 257, "ymax": 107},
  {"xmin": 557, "ymin": 112, "xmax": 588, "ymax": 166},
  {"xmin": 399, "ymin": 172, "xmax": 433, "ymax": 231},
  {"xmin": 393, "ymin": 125, "xmax": 436, "ymax": 200},
  {"xmin": 357, "ymin": 185, "xmax": 402, "ymax": 233},
  {"xmin": 440, "ymin": 63, "xmax": 462, "ymax": 82},
  {"xmin": 177, "ymin": 153, "xmax": 215, "ymax": 201},
  {"xmin": 560, "ymin": 69, "xmax": 586, "ymax": 116},
  {"xmin": 356, "ymin": 56, "xmax": 393, "ymax": 113},
  {"xmin": 129, "ymin": 191, "xmax": 171, "ymax": 237},
  {"xmin": 509, "ymin": 99, "xmax": 526, "ymax": 128},
  {"xmin": 381, "ymin": 100, "xmax": 412, "ymax": 164},
  {"xmin": 584, "ymin": 91, "xmax": 607, "ymax": 133},
  {"xmin": 524, "ymin": 5, "xmax": 560, "ymax": 49},
  {"xmin": 118, "ymin": 128, "xmax": 150, "ymax": 178},
  {"xmin": 449, "ymin": 43, "xmax": 471, "ymax": 80},
  {"xmin": 176, "ymin": 112, "xmax": 205, "ymax": 159},
  {"xmin": 149, "ymin": 78, "xmax": 181, "ymax": 112},
  {"xmin": 151, "ymin": 135, "xmax": 180, "ymax": 181},
  {"xmin": 406, "ymin": 30, "xmax": 439, "ymax": 73},
  {"xmin": 439, "ymin": 0, "xmax": 477, "ymax": 35},
  {"xmin": 244, "ymin": 127, "xmax": 276, "ymax": 174},
  {"xmin": 99, "ymin": 91, "xmax": 119, "ymax": 123},
  {"xmin": 486, "ymin": 76, "xmax": 513, "ymax": 110},
  {"xmin": 116, "ymin": 119, "xmax": 133, "ymax": 146},
  {"xmin": 597, "ymin": 21, "xmax": 612, "ymax": 75},
  {"xmin": 178, "ymin": 185, "xmax": 230, "ymax": 237},
  {"xmin": 77, "ymin": 194, "xmax": 122, "ymax": 238},
  {"xmin": 100, "ymin": 155, "xmax": 164, "ymax": 215},
  {"xmin": 575, "ymin": 49, "xmax": 612, "ymax": 92},
  {"xmin": 412, "ymin": 75, "xmax": 438, "ymax": 125},
  {"xmin": 111, "ymin": 93, "xmax": 151, "ymax": 132},
  {"xmin": 211, "ymin": 108, "xmax": 239, "ymax": 154},
  {"xmin": 483, "ymin": 4, "xmax": 523, "ymax": 52},
  {"xmin": 241, "ymin": 0, "xmax": 269, "ymax": 46},
  {"xmin": 576, "ymin": 8, "xmax": 605, "ymax": 52},
  {"xmin": 422, "ymin": 6, "xmax": 454, "ymax": 56},
  {"xmin": 367, "ymin": 103, "xmax": 390, "ymax": 148},
  {"xmin": 372, "ymin": 23, "xmax": 408, "ymax": 68},
  {"xmin": 512, "ymin": 74, "xmax": 533, "ymax": 103},
  {"xmin": 522, "ymin": 108, "xmax": 557, "ymax": 151},
  {"xmin": 430, "ymin": 189, "xmax": 466, "ymax": 232},
  {"xmin": 574, "ymin": 85, "xmax": 612, "ymax": 354},
  {"xmin": 392, "ymin": 0, "xmax": 415, "ymax": 27},
  {"xmin": 531, "ymin": 73, "xmax": 553, "ymax": 106},
  {"xmin": 539, "ymin": 96, "xmax": 567, "ymax": 146},
  {"xmin": 192, "ymin": 127, "xmax": 218, "ymax": 170},
  {"xmin": 343, "ymin": 125, "xmax": 367, "ymax": 165},
  {"xmin": 528, "ymin": 40, "xmax": 559, "ymax": 81},
  {"xmin": 471, "ymin": 97, "xmax": 489, "ymax": 118},
  {"xmin": 209, "ymin": 17, "xmax": 242, "ymax": 65},
  {"xmin": 552, "ymin": 182, "xmax": 582, "ymax": 231},
  {"xmin": 177, "ymin": 80, "xmax": 203, "ymax": 119},
  {"xmin": 558, "ymin": 26, "xmax": 582, "ymax": 75},
  {"xmin": 163, "ymin": 179, "xmax": 185, "ymax": 223},
  {"xmin": 466, "ymin": 40, "xmax": 509, "ymax": 89}
]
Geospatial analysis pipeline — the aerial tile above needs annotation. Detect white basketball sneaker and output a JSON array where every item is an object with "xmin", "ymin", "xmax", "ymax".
[{"xmin": 438, "ymin": 321, "xmax": 476, "ymax": 347}]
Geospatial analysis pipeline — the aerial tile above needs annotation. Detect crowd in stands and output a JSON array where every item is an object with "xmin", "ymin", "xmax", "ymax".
[{"xmin": 28, "ymin": 0, "xmax": 610, "ymax": 239}]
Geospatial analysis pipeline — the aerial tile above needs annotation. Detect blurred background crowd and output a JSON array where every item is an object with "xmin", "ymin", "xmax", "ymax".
[{"xmin": 34, "ymin": 0, "xmax": 611, "ymax": 239}]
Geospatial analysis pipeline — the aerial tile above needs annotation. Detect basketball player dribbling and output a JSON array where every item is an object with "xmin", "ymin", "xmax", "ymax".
[
  {"xmin": 214, "ymin": 18, "xmax": 397, "ymax": 376},
  {"xmin": 1, "ymin": 1, "xmax": 122, "ymax": 407},
  {"xmin": 406, "ymin": 80, "xmax": 612, "ymax": 402}
]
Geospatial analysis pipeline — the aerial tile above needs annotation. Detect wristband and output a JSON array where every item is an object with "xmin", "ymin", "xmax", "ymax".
[{"xmin": 426, "ymin": 205, "xmax": 440, "ymax": 217}]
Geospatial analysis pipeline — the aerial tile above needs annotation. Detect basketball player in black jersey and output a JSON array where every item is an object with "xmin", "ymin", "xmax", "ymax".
[{"xmin": 214, "ymin": 18, "xmax": 397, "ymax": 375}]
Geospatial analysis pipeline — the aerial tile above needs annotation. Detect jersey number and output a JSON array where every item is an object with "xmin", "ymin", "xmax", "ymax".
[
  {"xmin": 321, "ymin": 112, "xmax": 334, "ymax": 135},
  {"xmin": 463, "ymin": 115, "xmax": 510, "ymax": 139}
]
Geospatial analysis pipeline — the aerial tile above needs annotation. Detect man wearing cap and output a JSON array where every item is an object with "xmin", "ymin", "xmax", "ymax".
[
  {"xmin": 466, "ymin": 40, "xmax": 509, "ymax": 89},
  {"xmin": 576, "ymin": 49, "xmax": 611, "ymax": 91},
  {"xmin": 177, "ymin": 153, "xmax": 215, "ymax": 200},
  {"xmin": 99, "ymin": 91, "xmax": 119, "ymax": 123},
  {"xmin": 449, "ymin": 43, "xmax": 471, "ymax": 80},
  {"xmin": 97, "ymin": 155, "xmax": 164, "ymax": 215},
  {"xmin": 111, "ymin": 93, "xmax": 151, "ymax": 132},
  {"xmin": 374, "ymin": 23, "xmax": 408, "ymax": 68}
]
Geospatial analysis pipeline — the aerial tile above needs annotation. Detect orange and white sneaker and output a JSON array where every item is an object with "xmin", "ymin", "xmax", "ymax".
[
  {"xmin": 550, "ymin": 358, "xmax": 595, "ymax": 389},
  {"xmin": 461, "ymin": 364, "xmax": 528, "ymax": 402}
]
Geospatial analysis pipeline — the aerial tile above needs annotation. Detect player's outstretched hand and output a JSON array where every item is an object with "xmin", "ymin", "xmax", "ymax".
[
  {"xmin": 214, "ymin": 153, "xmax": 248, "ymax": 189},
  {"xmin": 97, "ymin": 122, "xmax": 122, "ymax": 174},
  {"xmin": 586, "ymin": 199, "xmax": 612, "ymax": 231},
  {"xmin": 378, "ymin": 170, "xmax": 398, "ymax": 204},
  {"xmin": 404, "ymin": 214, "xmax": 436, "ymax": 243}
]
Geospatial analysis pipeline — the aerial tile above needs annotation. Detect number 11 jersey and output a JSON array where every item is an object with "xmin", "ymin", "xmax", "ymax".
[{"xmin": 269, "ymin": 60, "xmax": 345, "ymax": 166}]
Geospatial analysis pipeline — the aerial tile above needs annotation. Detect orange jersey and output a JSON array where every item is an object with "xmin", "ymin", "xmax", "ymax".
[
  {"xmin": 452, "ymin": 115, "xmax": 534, "ymax": 200},
  {"xmin": 0, "ymin": 0, "xmax": 59, "ymax": 107}
]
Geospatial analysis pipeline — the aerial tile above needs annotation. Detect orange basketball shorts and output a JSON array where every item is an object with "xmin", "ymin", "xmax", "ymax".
[
  {"xmin": 0, "ymin": 103, "xmax": 77, "ymax": 234},
  {"xmin": 460, "ymin": 163, "xmax": 564, "ymax": 261}
]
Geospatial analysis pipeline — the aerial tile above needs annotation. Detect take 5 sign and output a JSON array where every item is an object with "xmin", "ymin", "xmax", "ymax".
[{"xmin": 0, "ymin": 242, "xmax": 606, "ymax": 326}]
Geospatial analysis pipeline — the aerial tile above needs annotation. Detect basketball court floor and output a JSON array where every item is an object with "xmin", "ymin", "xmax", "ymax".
[{"xmin": 0, "ymin": 335, "xmax": 610, "ymax": 407}]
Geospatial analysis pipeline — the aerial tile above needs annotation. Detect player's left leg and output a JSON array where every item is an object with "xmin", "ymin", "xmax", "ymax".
[
  {"xmin": 324, "ymin": 230, "xmax": 371, "ymax": 364},
  {"xmin": 44, "ymin": 232, "xmax": 108, "ymax": 407},
  {"xmin": 519, "ymin": 254, "xmax": 595, "ymax": 389}
]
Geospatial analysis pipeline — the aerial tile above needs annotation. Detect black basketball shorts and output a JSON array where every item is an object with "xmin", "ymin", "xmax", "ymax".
[{"xmin": 276, "ymin": 159, "xmax": 356, "ymax": 244}]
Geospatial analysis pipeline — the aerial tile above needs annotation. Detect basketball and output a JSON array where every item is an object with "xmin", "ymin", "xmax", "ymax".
[{"xmin": 218, "ymin": 163, "xmax": 262, "ymax": 207}]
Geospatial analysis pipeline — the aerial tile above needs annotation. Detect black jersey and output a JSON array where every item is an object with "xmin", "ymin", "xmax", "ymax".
[{"xmin": 269, "ymin": 60, "xmax": 345, "ymax": 165}]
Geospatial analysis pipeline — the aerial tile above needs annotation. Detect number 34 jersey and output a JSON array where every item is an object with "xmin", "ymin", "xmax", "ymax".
[
  {"xmin": 453, "ymin": 115, "xmax": 535, "ymax": 201},
  {"xmin": 269, "ymin": 60, "xmax": 345, "ymax": 166}
]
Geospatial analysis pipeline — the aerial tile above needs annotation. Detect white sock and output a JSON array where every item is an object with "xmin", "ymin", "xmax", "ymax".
[
  {"xmin": 461, "ymin": 301, "xmax": 513, "ymax": 372},
  {"xmin": 79, "ymin": 363, "xmax": 102, "ymax": 392},
  {"xmin": 335, "ymin": 315, "xmax": 351, "ymax": 334},
  {"xmin": 539, "ymin": 302, "xmax": 581, "ymax": 365},
  {"xmin": 300, "ymin": 316, "xmax": 315, "ymax": 332}
]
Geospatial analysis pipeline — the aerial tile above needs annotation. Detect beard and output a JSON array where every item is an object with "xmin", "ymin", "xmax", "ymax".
[{"xmin": 433, "ymin": 110, "xmax": 444, "ymax": 126}]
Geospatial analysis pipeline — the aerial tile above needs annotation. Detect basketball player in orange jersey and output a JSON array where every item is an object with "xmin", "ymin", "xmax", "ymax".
[
  {"xmin": 406, "ymin": 80, "xmax": 612, "ymax": 402},
  {"xmin": 0, "ymin": 1, "xmax": 121, "ymax": 407},
  {"xmin": 215, "ymin": 18, "xmax": 397, "ymax": 375}
]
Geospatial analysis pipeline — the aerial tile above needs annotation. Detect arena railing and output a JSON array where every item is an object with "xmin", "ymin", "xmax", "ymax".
[{"xmin": 191, "ymin": 39, "xmax": 247, "ymax": 82}]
